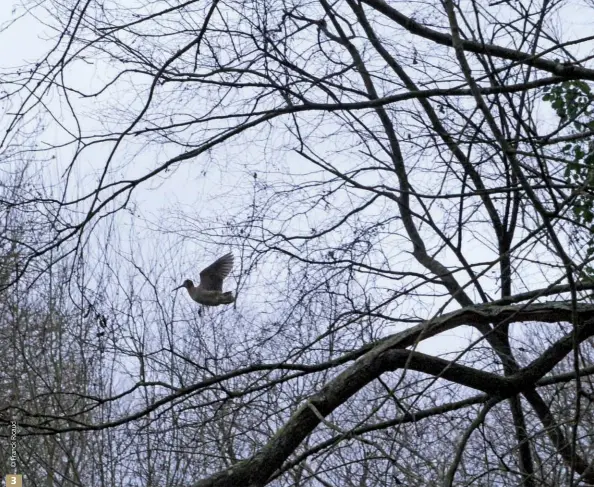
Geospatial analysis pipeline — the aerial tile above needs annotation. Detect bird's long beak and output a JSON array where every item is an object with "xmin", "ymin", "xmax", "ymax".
[{"xmin": 172, "ymin": 285, "xmax": 184, "ymax": 292}]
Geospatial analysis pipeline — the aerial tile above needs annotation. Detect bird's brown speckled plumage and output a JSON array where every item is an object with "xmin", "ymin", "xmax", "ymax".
[{"xmin": 174, "ymin": 253, "xmax": 235, "ymax": 306}]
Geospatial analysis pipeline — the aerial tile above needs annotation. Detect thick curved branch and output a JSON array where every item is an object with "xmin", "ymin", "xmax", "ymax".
[
  {"xmin": 193, "ymin": 304, "xmax": 594, "ymax": 487},
  {"xmin": 360, "ymin": 0, "xmax": 594, "ymax": 81},
  {"xmin": 271, "ymin": 363, "xmax": 594, "ymax": 481}
]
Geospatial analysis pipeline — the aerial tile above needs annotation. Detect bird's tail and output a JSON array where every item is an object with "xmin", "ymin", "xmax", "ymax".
[{"xmin": 220, "ymin": 292, "xmax": 235, "ymax": 305}]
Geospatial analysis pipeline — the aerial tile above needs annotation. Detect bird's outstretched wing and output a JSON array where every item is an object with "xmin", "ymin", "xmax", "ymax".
[{"xmin": 199, "ymin": 253, "xmax": 234, "ymax": 291}]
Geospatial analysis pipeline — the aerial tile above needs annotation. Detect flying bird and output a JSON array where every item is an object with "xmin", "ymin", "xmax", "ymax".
[{"xmin": 173, "ymin": 253, "xmax": 235, "ymax": 306}]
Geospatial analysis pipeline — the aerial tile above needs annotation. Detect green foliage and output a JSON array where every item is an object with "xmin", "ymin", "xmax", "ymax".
[{"xmin": 543, "ymin": 81, "xmax": 594, "ymax": 276}]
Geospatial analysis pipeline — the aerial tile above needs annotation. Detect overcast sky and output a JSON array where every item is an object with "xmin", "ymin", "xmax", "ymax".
[{"xmin": 1, "ymin": 0, "xmax": 593, "ymax": 365}]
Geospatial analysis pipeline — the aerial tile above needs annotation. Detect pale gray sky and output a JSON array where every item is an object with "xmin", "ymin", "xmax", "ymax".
[{"xmin": 1, "ymin": 0, "xmax": 592, "ymax": 367}]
